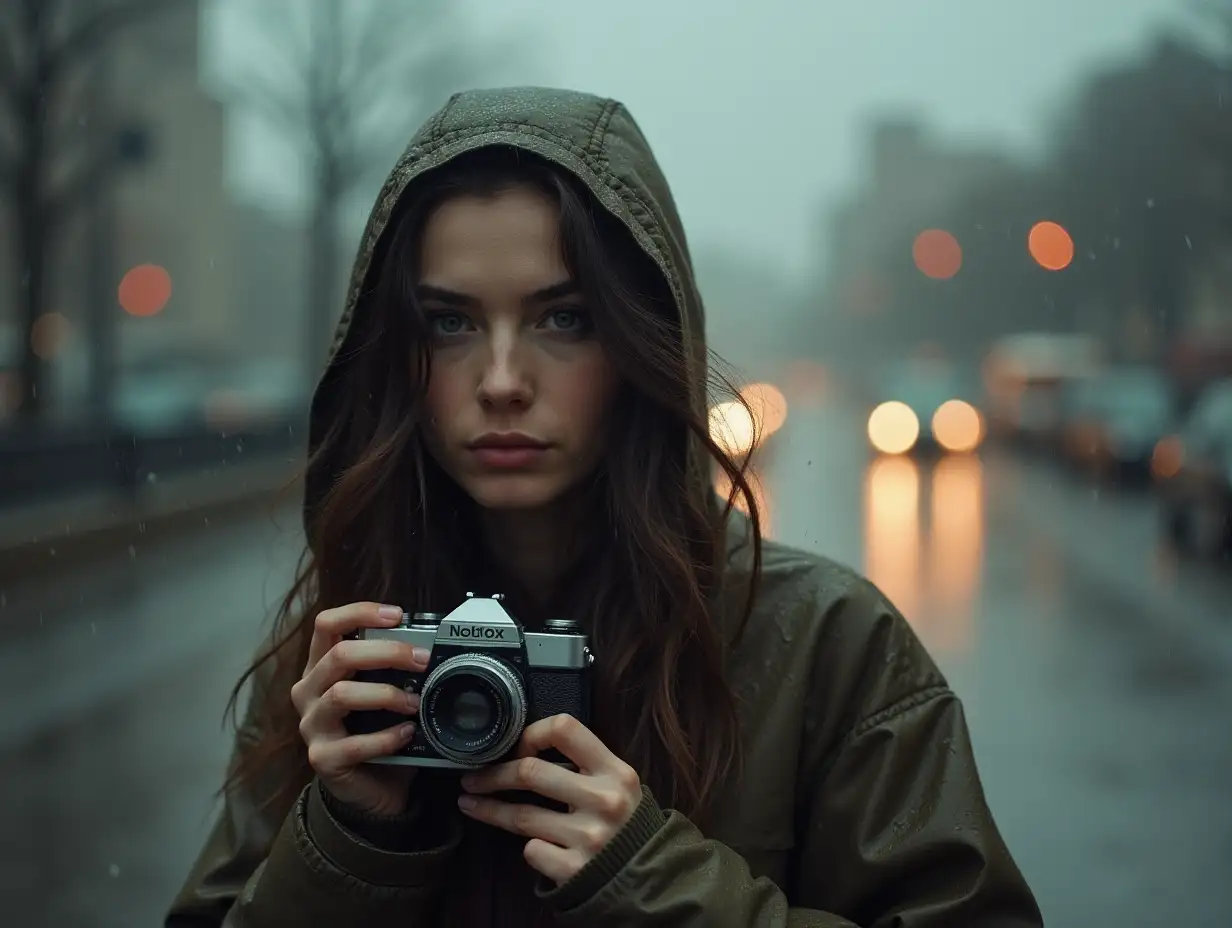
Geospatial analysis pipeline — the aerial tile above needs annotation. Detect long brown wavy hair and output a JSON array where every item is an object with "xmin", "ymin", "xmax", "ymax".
[{"xmin": 224, "ymin": 146, "xmax": 763, "ymax": 824}]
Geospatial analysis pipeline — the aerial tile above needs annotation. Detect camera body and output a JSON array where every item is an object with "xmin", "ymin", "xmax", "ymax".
[{"xmin": 344, "ymin": 593, "xmax": 593, "ymax": 769}]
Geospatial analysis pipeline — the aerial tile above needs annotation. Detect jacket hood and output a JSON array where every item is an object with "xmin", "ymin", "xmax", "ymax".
[{"xmin": 304, "ymin": 86, "xmax": 710, "ymax": 534}]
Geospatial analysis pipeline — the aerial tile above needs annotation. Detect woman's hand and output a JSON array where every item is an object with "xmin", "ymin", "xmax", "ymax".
[
  {"xmin": 290, "ymin": 602, "xmax": 430, "ymax": 817},
  {"xmin": 457, "ymin": 714, "xmax": 643, "ymax": 885}
]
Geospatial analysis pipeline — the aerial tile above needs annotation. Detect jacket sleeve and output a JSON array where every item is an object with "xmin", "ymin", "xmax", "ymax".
[
  {"xmin": 164, "ymin": 640, "xmax": 463, "ymax": 927},
  {"xmin": 535, "ymin": 589, "xmax": 1043, "ymax": 926}
]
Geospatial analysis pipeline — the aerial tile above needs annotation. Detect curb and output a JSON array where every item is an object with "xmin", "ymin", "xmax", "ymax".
[{"xmin": 0, "ymin": 456, "xmax": 303, "ymax": 585}]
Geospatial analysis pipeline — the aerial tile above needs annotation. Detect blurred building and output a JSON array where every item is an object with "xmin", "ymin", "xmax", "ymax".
[
  {"xmin": 0, "ymin": 1, "xmax": 237, "ymax": 422},
  {"xmin": 108, "ymin": 0, "xmax": 233, "ymax": 364},
  {"xmin": 824, "ymin": 118, "xmax": 1013, "ymax": 329},
  {"xmin": 694, "ymin": 247, "xmax": 805, "ymax": 378},
  {"xmin": 227, "ymin": 200, "xmax": 309, "ymax": 360}
]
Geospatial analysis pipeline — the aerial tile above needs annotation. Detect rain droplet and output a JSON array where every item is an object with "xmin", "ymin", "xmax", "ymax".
[
  {"xmin": 1184, "ymin": 235, "xmax": 1193, "ymax": 250},
  {"xmin": 108, "ymin": 863, "xmax": 120, "ymax": 878},
  {"xmin": 146, "ymin": 472, "xmax": 158, "ymax": 483},
  {"xmin": 127, "ymin": 545, "xmax": 137, "ymax": 558},
  {"xmin": 1146, "ymin": 198, "xmax": 1155, "ymax": 208}
]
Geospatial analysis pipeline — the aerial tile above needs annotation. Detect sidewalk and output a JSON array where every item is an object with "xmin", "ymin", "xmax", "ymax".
[{"xmin": 0, "ymin": 455, "xmax": 302, "ymax": 584}]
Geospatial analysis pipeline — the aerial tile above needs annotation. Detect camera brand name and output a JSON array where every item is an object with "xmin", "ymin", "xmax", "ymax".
[{"xmin": 448, "ymin": 624, "xmax": 507, "ymax": 640}]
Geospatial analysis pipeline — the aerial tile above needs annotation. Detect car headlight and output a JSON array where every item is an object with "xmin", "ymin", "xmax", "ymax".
[{"xmin": 868, "ymin": 401, "xmax": 919, "ymax": 454}]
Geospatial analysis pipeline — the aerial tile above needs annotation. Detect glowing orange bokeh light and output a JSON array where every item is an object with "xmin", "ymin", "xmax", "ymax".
[
  {"xmin": 119, "ymin": 264, "xmax": 173, "ymax": 316},
  {"xmin": 931, "ymin": 400, "xmax": 984, "ymax": 453},
  {"xmin": 30, "ymin": 312, "xmax": 72, "ymax": 360},
  {"xmin": 868, "ymin": 401, "xmax": 920, "ymax": 455},
  {"xmin": 1151, "ymin": 435, "xmax": 1184, "ymax": 480},
  {"xmin": 1028, "ymin": 221, "xmax": 1074, "ymax": 271},
  {"xmin": 739, "ymin": 382, "xmax": 789, "ymax": 439},
  {"xmin": 912, "ymin": 229, "xmax": 963, "ymax": 280},
  {"xmin": 709, "ymin": 401, "xmax": 757, "ymax": 456}
]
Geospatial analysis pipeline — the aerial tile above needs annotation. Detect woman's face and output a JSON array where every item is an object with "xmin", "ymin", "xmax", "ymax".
[{"xmin": 417, "ymin": 185, "xmax": 620, "ymax": 511}]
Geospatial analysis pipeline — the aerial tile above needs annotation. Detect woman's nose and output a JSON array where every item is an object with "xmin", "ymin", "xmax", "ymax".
[{"xmin": 476, "ymin": 331, "xmax": 533, "ymax": 409}]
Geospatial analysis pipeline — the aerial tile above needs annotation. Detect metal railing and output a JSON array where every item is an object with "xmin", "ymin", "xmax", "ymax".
[{"xmin": 0, "ymin": 408, "xmax": 309, "ymax": 510}]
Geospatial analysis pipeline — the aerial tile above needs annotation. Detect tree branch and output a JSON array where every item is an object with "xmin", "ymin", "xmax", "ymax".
[
  {"xmin": 51, "ymin": 0, "xmax": 181, "ymax": 79},
  {"xmin": 46, "ymin": 136, "xmax": 115, "ymax": 229},
  {"xmin": 221, "ymin": 66, "xmax": 307, "ymax": 144},
  {"xmin": 244, "ymin": 0, "xmax": 315, "ymax": 91},
  {"xmin": 0, "ymin": 20, "xmax": 16, "ymax": 96}
]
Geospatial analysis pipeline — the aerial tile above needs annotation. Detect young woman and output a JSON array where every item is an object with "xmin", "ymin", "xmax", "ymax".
[{"xmin": 167, "ymin": 87, "xmax": 1042, "ymax": 927}]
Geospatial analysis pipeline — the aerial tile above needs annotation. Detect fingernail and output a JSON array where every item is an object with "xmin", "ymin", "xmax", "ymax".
[
  {"xmin": 412, "ymin": 647, "xmax": 430, "ymax": 664},
  {"xmin": 406, "ymin": 692, "xmax": 420, "ymax": 712},
  {"xmin": 399, "ymin": 723, "xmax": 416, "ymax": 739},
  {"xmin": 457, "ymin": 795, "xmax": 477, "ymax": 811},
  {"xmin": 378, "ymin": 605, "xmax": 402, "ymax": 621}
]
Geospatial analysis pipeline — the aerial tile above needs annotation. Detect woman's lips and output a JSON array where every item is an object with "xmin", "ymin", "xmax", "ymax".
[{"xmin": 469, "ymin": 445, "xmax": 549, "ymax": 469}]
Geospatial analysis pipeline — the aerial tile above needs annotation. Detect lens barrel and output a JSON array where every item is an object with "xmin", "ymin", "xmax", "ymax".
[{"xmin": 418, "ymin": 653, "xmax": 527, "ymax": 766}]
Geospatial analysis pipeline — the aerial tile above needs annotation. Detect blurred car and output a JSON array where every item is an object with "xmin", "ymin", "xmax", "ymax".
[
  {"xmin": 982, "ymin": 332, "xmax": 1102, "ymax": 447},
  {"xmin": 1155, "ymin": 379, "xmax": 1232, "ymax": 560},
  {"xmin": 866, "ymin": 360, "xmax": 983, "ymax": 456},
  {"xmin": 1059, "ymin": 367, "xmax": 1177, "ymax": 481},
  {"xmin": 114, "ymin": 358, "xmax": 214, "ymax": 432},
  {"xmin": 115, "ymin": 356, "xmax": 307, "ymax": 434},
  {"xmin": 203, "ymin": 358, "xmax": 305, "ymax": 430}
]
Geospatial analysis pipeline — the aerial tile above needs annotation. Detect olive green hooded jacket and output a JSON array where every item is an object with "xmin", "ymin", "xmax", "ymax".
[{"xmin": 166, "ymin": 86, "xmax": 1042, "ymax": 927}]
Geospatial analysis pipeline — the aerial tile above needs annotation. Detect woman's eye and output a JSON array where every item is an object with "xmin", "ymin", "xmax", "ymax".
[
  {"xmin": 428, "ymin": 312, "xmax": 471, "ymax": 337},
  {"xmin": 542, "ymin": 308, "xmax": 592, "ymax": 334}
]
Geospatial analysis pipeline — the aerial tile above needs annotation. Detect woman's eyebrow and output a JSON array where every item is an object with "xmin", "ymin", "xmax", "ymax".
[
  {"xmin": 527, "ymin": 280, "xmax": 579, "ymax": 303},
  {"xmin": 415, "ymin": 284, "xmax": 475, "ymax": 306},
  {"xmin": 415, "ymin": 280, "xmax": 580, "ymax": 306}
]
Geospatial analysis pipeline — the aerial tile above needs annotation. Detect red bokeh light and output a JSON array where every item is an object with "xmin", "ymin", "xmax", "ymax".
[
  {"xmin": 1028, "ymin": 221, "xmax": 1074, "ymax": 271},
  {"xmin": 119, "ymin": 264, "xmax": 172, "ymax": 316},
  {"xmin": 913, "ymin": 229, "xmax": 963, "ymax": 280}
]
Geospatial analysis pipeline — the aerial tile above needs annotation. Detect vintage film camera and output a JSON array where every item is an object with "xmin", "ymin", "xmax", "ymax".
[{"xmin": 345, "ymin": 593, "xmax": 593, "ymax": 769}]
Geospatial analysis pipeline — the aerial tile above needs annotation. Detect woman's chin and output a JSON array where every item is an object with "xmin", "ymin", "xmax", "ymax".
[{"xmin": 464, "ymin": 473, "xmax": 568, "ymax": 511}]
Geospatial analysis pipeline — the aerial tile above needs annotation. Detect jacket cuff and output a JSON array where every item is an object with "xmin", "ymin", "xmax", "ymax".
[
  {"xmin": 304, "ymin": 778, "xmax": 463, "ymax": 887},
  {"xmin": 318, "ymin": 780, "xmax": 427, "ymax": 852},
  {"xmin": 537, "ymin": 785, "xmax": 668, "ymax": 912}
]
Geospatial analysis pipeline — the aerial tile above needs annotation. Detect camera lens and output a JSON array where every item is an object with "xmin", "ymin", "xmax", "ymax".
[
  {"xmin": 419, "ymin": 654, "xmax": 527, "ymax": 766},
  {"xmin": 448, "ymin": 688, "xmax": 492, "ymax": 732}
]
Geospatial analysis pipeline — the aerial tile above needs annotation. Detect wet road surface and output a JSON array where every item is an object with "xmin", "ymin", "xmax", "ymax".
[{"xmin": 2, "ymin": 393, "xmax": 1230, "ymax": 927}]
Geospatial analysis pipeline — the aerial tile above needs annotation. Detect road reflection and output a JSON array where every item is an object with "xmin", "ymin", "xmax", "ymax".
[
  {"xmin": 715, "ymin": 447, "xmax": 983, "ymax": 653},
  {"xmin": 864, "ymin": 455, "xmax": 922, "ymax": 621},
  {"xmin": 864, "ymin": 454, "xmax": 985, "ymax": 654}
]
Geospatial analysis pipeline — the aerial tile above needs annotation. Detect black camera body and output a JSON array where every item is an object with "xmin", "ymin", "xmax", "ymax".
[{"xmin": 344, "ymin": 593, "xmax": 593, "ymax": 769}]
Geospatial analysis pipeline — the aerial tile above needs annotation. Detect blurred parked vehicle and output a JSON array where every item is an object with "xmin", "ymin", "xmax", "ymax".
[
  {"xmin": 114, "ymin": 356, "xmax": 215, "ymax": 432},
  {"xmin": 1059, "ymin": 367, "xmax": 1177, "ymax": 482},
  {"xmin": 983, "ymin": 332, "xmax": 1102, "ymax": 448},
  {"xmin": 203, "ymin": 358, "xmax": 304, "ymax": 430},
  {"xmin": 115, "ymin": 355, "xmax": 305, "ymax": 434},
  {"xmin": 866, "ymin": 359, "xmax": 983, "ymax": 457},
  {"xmin": 1155, "ymin": 379, "xmax": 1232, "ymax": 560}
]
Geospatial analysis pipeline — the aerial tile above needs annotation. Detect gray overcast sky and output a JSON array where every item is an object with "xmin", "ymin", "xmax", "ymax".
[{"xmin": 212, "ymin": 0, "xmax": 1188, "ymax": 279}]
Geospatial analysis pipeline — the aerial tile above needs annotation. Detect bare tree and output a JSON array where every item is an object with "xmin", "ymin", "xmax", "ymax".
[
  {"xmin": 0, "ymin": 0, "xmax": 184, "ymax": 423},
  {"xmin": 223, "ymin": 0, "xmax": 508, "ymax": 388}
]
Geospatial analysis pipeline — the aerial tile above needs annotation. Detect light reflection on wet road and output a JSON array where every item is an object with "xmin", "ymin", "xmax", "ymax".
[{"xmin": 2, "ymin": 392, "xmax": 1230, "ymax": 927}]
